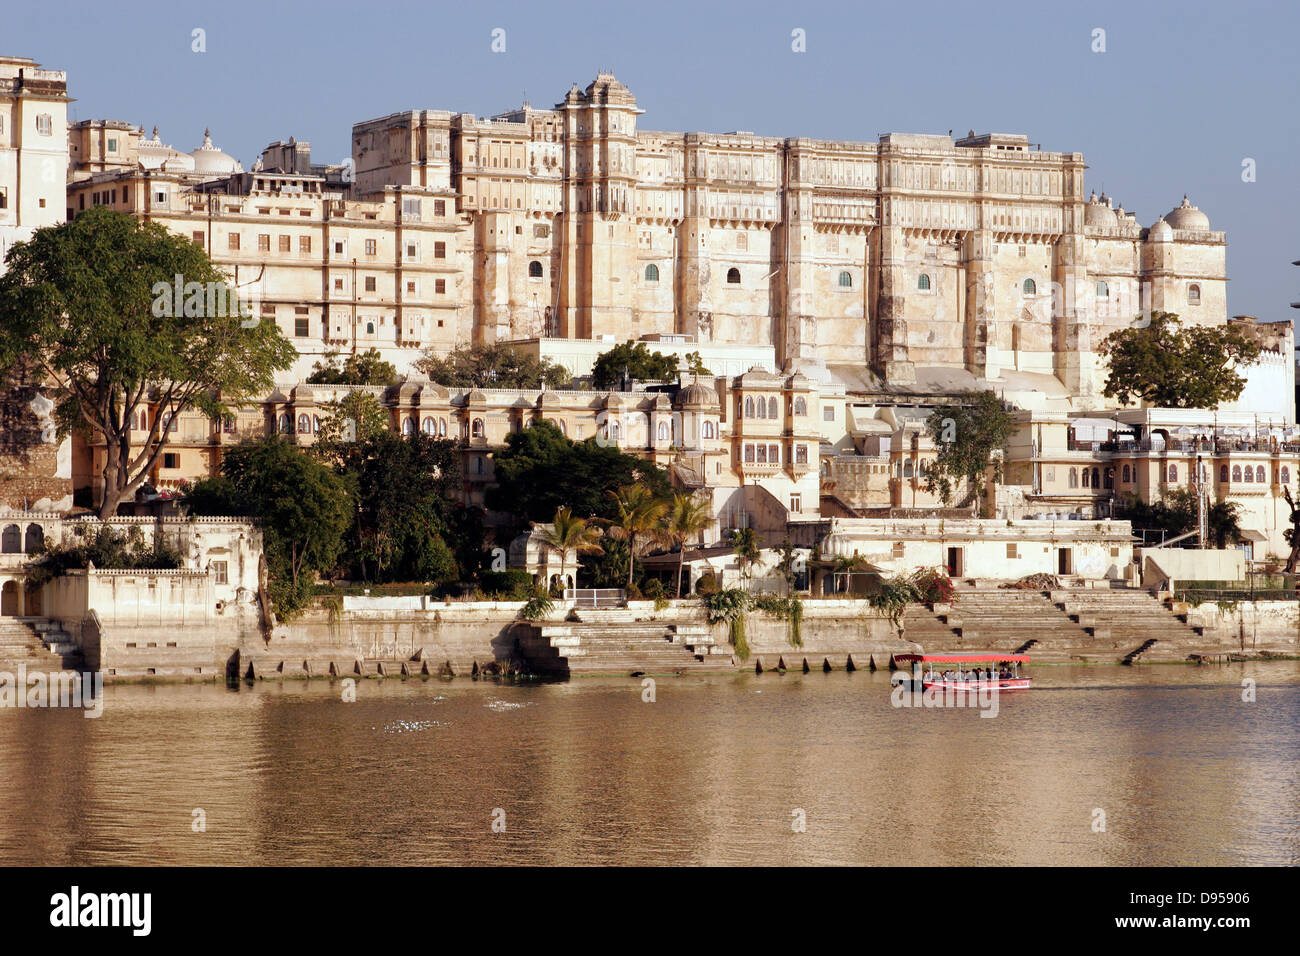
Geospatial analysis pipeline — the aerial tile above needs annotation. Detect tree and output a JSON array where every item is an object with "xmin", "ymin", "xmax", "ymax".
[
  {"xmin": 185, "ymin": 435, "xmax": 352, "ymax": 618},
  {"xmin": 604, "ymin": 484, "xmax": 670, "ymax": 589},
  {"xmin": 417, "ymin": 342, "xmax": 570, "ymax": 390},
  {"xmin": 730, "ymin": 527, "xmax": 761, "ymax": 582},
  {"xmin": 486, "ymin": 420, "xmax": 672, "ymax": 526},
  {"xmin": 1282, "ymin": 487, "xmax": 1300, "ymax": 573},
  {"xmin": 591, "ymin": 341, "xmax": 680, "ymax": 390},
  {"xmin": 539, "ymin": 506, "xmax": 604, "ymax": 593},
  {"xmin": 306, "ymin": 349, "xmax": 398, "ymax": 386},
  {"xmin": 924, "ymin": 390, "xmax": 1014, "ymax": 514},
  {"xmin": 0, "ymin": 209, "xmax": 296, "ymax": 518},
  {"xmin": 1099, "ymin": 311, "xmax": 1262, "ymax": 408},
  {"xmin": 1121, "ymin": 488, "xmax": 1244, "ymax": 550},
  {"xmin": 311, "ymin": 390, "xmax": 390, "ymax": 454},
  {"xmin": 663, "ymin": 492, "xmax": 714, "ymax": 597}
]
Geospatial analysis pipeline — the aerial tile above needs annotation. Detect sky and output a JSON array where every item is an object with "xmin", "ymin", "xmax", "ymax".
[{"xmin": 8, "ymin": 0, "xmax": 1299, "ymax": 324}]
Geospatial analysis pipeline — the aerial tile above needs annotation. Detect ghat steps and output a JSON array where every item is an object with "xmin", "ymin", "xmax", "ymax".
[
  {"xmin": 0, "ymin": 618, "xmax": 84, "ymax": 672},
  {"xmin": 517, "ymin": 620, "xmax": 734, "ymax": 676}
]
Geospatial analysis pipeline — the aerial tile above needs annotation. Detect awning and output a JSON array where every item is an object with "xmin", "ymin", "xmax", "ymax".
[
  {"xmin": 1240, "ymin": 530, "xmax": 1267, "ymax": 542},
  {"xmin": 849, "ymin": 413, "xmax": 894, "ymax": 436}
]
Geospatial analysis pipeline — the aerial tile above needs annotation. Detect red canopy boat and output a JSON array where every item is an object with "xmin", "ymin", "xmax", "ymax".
[{"xmin": 893, "ymin": 653, "xmax": 1032, "ymax": 691}]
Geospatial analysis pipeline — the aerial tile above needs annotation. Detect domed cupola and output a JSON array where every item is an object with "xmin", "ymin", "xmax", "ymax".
[
  {"xmin": 1164, "ymin": 195, "xmax": 1210, "ymax": 232},
  {"xmin": 1147, "ymin": 216, "xmax": 1174, "ymax": 243},
  {"xmin": 190, "ymin": 128, "xmax": 243, "ymax": 176},
  {"xmin": 1084, "ymin": 191, "xmax": 1118, "ymax": 229}
]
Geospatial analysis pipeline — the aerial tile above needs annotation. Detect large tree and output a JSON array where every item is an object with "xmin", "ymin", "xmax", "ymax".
[
  {"xmin": 924, "ymin": 389, "xmax": 1014, "ymax": 513},
  {"xmin": 1098, "ymin": 311, "xmax": 1262, "ymax": 408},
  {"xmin": 604, "ymin": 483, "xmax": 669, "ymax": 589},
  {"xmin": 590, "ymin": 341, "xmax": 679, "ymax": 391},
  {"xmin": 539, "ymin": 506, "xmax": 604, "ymax": 592},
  {"xmin": 417, "ymin": 342, "xmax": 570, "ymax": 390},
  {"xmin": 306, "ymin": 348, "xmax": 398, "ymax": 386},
  {"xmin": 663, "ymin": 492, "xmax": 714, "ymax": 596},
  {"xmin": 0, "ymin": 208, "xmax": 296, "ymax": 518}
]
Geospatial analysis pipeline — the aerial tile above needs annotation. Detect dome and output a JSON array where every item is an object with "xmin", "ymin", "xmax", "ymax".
[
  {"xmin": 1165, "ymin": 195, "xmax": 1210, "ymax": 231},
  {"xmin": 190, "ymin": 129, "xmax": 243, "ymax": 176},
  {"xmin": 137, "ymin": 126, "xmax": 195, "ymax": 172},
  {"xmin": 676, "ymin": 381, "xmax": 719, "ymax": 408},
  {"xmin": 1084, "ymin": 193, "xmax": 1117, "ymax": 229},
  {"xmin": 1147, "ymin": 217, "xmax": 1173, "ymax": 243}
]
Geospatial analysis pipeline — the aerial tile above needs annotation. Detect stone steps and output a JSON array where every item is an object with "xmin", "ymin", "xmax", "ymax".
[
  {"xmin": 0, "ymin": 618, "xmax": 84, "ymax": 672},
  {"xmin": 518, "ymin": 621, "xmax": 735, "ymax": 676}
]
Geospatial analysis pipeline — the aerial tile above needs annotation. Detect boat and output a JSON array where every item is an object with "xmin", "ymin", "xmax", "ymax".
[{"xmin": 891, "ymin": 653, "xmax": 1031, "ymax": 691}]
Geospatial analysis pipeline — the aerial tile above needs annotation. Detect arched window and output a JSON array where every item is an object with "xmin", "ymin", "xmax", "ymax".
[
  {"xmin": 838, "ymin": 271, "xmax": 852, "ymax": 288},
  {"xmin": 644, "ymin": 264, "xmax": 659, "ymax": 282},
  {"xmin": 795, "ymin": 444, "xmax": 808, "ymax": 465},
  {"xmin": 657, "ymin": 421, "xmax": 669, "ymax": 441},
  {"xmin": 1257, "ymin": 465, "xmax": 1266, "ymax": 483},
  {"xmin": 767, "ymin": 397, "xmax": 778, "ymax": 419},
  {"xmin": 24, "ymin": 524, "xmax": 44, "ymax": 554},
  {"xmin": 312, "ymin": 416, "xmax": 321, "ymax": 433},
  {"xmin": 1104, "ymin": 469, "xmax": 1114, "ymax": 490},
  {"xmin": 1092, "ymin": 468, "xmax": 1101, "ymax": 488},
  {"xmin": 528, "ymin": 260, "xmax": 543, "ymax": 278},
  {"xmin": 1068, "ymin": 468, "xmax": 1078, "ymax": 489},
  {"xmin": 1219, "ymin": 465, "xmax": 1228, "ymax": 482},
  {"xmin": 1, "ymin": 525, "xmax": 19, "ymax": 553},
  {"xmin": 277, "ymin": 413, "xmax": 291, "ymax": 433},
  {"xmin": 726, "ymin": 267, "xmax": 741, "ymax": 284},
  {"xmin": 402, "ymin": 417, "xmax": 414, "ymax": 436},
  {"xmin": 793, "ymin": 396, "xmax": 807, "ymax": 416},
  {"xmin": 1232, "ymin": 465, "xmax": 1242, "ymax": 482},
  {"xmin": 1188, "ymin": 283, "xmax": 1201, "ymax": 305},
  {"xmin": 471, "ymin": 419, "xmax": 484, "ymax": 438},
  {"xmin": 551, "ymin": 419, "xmax": 566, "ymax": 436},
  {"xmin": 1167, "ymin": 465, "xmax": 1177, "ymax": 482},
  {"xmin": 1081, "ymin": 468, "xmax": 1090, "ymax": 488},
  {"xmin": 610, "ymin": 421, "xmax": 620, "ymax": 439},
  {"xmin": 1096, "ymin": 281, "xmax": 1108, "ymax": 298},
  {"xmin": 903, "ymin": 460, "xmax": 914, "ymax": 478},
  {"xmin": 744, "ymin": 397, "xmax": 755, "ymax": 418},
  {"xmin": 366, "ymin": 322, "xmax": 375, "ymax": 334},
  {"xmin": 1283, "ymin": 466, "xmax": 1291, "ymax": 484},
  {"xmin": 1243, "ymin": 465, "xmax": 1253, "ymax": 483},
  {"xmin": 703, "ymin": 421, "xmax": 716, "ymax": 439},
  {"xmin": 422, "ymin": 418, "xmax": 436, "ymax": 435},
  {"xmin": 1022, "ymin": 278, "xmax": 1036, "ymax": 295},
  {"xmin": 917, "ymin": 274, "xmax": 931, "ymax": 291},
  {"xmin": 1122, "ymin": 465, "xmax": 1131, "ymax": 483}
]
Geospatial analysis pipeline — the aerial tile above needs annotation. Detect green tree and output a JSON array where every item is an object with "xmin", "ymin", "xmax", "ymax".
[
  {"xmin": 185, "ymin": 435, "xmax": 352, "ymax": 618},
  {"xmin": 0, "ymin": 208, "xmax": 297, "ymax": 518},
  {"xmin": 311, "ymin": 390, "xmax": 390, "ymax": 454},
  {"xmin": 730, "ymin": 527, "xmax": 761, "ymax": 582},
  {"xmin": 924, "ymin": 390, "xmax": 1014, "ymax": 513},
  {"xmin": 486, "ymin": 420, "xmax": 672, "ymax": 526},
  {"xmin": 539, "ymin": 506, "xmax": 604, "ymax": 593},
  {"xmin": 306, "ymin": 349, "xmax": 398, "ymax": 386},
  {"xmin": 25, "ymin": 522, "xmax": 181, "ymax": 590},
  {"xmin": 417, "ymin": 342, "xmax": 570, "ymax": 390},
  {"xmin": 1099, "ymin": 311, "xmax": 1262, "ymax": 408},
  {"xmin": 1122, "ymin": 488, "xmax": 1243, "ymax": 550},
  {"xmin": 591, "ymin": 341, "xmax": 680, "ymax": 390},
  {"xmin": 663, "ymin": 492, "xmax": 714, "ymax": 597},
  {"xmin": 604, "ymin": 484, "xmax": 670, "ymax": 589}
]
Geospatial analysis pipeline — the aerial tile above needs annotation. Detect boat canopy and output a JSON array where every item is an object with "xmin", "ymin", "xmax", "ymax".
[{"xmin": 895, "ymin": 654, "xmax": 1031, "ymax": 664}]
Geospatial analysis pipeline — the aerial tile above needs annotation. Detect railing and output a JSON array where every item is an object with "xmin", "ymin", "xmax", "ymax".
[
  {"xmin": 564, "ymin": 588, "xmax": 626, "ymax": 608},
  {"xmin": 1175, "ymin": 587, "xmax": 1298, "ymax": 603}
]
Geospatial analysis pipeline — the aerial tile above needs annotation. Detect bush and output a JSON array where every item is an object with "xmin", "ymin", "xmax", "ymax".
[
  {"xmin": 519, "ymin": 590, "xmax": 555, "ymax": 621},
  {"xmin": 694, "ymin": 571, "xmax": 720, "ymax": 596},
  {"xmin": 704, "ymin": 587, "xmax": 751, "ymax": 659},
  {"xmin": 910, "ymin": 567, "xmax": 956, "ymax": 605},
  {"xmin": 479, "ymin": 569, "xmax": 536, "ymax": 600}
]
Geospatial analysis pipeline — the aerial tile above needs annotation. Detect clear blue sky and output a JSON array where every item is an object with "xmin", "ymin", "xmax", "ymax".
[{"xmin": 9, "ymin": 0, "xmax": 1299, "ymax": 324}]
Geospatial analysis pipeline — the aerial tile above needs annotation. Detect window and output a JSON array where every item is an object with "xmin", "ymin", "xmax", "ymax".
[
  {"xmin": 744, "ymin": 397, "xmax": 755, "ymax": 418},
  {"xmin": 1243, "ymin": 465, "xmax": 1253, "ymax": 483},
  {"xmin": 471, "ymin": 419, "xmax": 484, "ymax": 439},
  {"xmin": 1123, "ymin": 465, "xmax": 1131, "ymax": 483},
  {"xmin": 228, "ymin": 233, "xmax": 241, "ymax": 250},
  {"xmin": 1093, "ymin": 468, "xmax": 1101, "ymax": 488},
  {"xmin": 163, "ymin": 453, "xmax": 179, "ymax": 469},
  {"xmin": 333, "ymin": 240, "xmax": 346, "ymax": 255},
  {"xmin": 824, "ymin": 406, "xmax": 835, "ymax": 421},
  {"xmin": 365, "ymin": 239, "xmax": 377, "ymax": 256},
  {"xmin": 756, "ymin": 444, "xmax": 768, "ymax": 464},
  {"xmin": 0, "ymin": 187, "xmax": 6, "ymax": 210},
  {"xmin": 1007, "ymin": 543, "xmax": 1019, "ymax": 559},
  {"xmin": 1068, "ymin": 467, "xmax": 1078, "ymax": 488},
  {"xmin": 743, "ymin": 444, "xmax": 755, "ymax": 463},
  {"xmin": 297, "ymin": 414, "xmax": 311, "ymax": 434},
  {"xmin": 257, "ymin": 234, "xmax": 271, "ymax": 251},
  {"xmin": 795, "ymin": 444, "xmax": 808, "ymax": 465},
  {"xmin": 703, "ymin": 421, "xmax": 716, "ymax": 439},
  {"xmin": 790, "ymin": 493, "xmax": 802, "ymax": 513},
  {"xmin": 657, "ymin": 421, "xmax": 669, "ymax": 441},
  {"xmin": 528, "ymin": 260, "xmax": 543, "ymax": 278},
  {"xmin": 1104, "ymin": 469, "xmax": 1114, "ymax": 490},
  {"xmin": 1283, "ymin": 467, "xmax": 1291, "ymax": 484},
  {"xmin": 767, "ymin": 397, "xmax": 778, "ymax": 419},
  {"xmin": 334, "ymin": 278, "xmax": 345, "ymax": 291},
  {"xmin": 1167, "ymin": 465, "xmax": 1178, "ymax": 482},
  {"xmin": 838, "ymin": 271, "xmax": 852, "ymax": 288},
  {"xmin": 278, "ymin": 235, "xmax": 291, "ymax": 252},
  {"xmin": 1188, "ymin": 283, "xmax": 1201, "ymax": 305},
  {"xmin": 1022, "ymin": 278, "xmax": 1036, "ymax": 295},
  {"xmin": 25, "ymin": 524, "xmax": 44, "ymax": 554},
  {"xmin": 364, "ymin": 276, "xmax": 377, "ymax": 292},
  {"xmin": 1257, "ymin": 465, "xmax": 1266, "ymax": 483},
  {"xmin": 918, "ymin": 274, "xmax": 931, "ymax": 291},
  {"xmin": 278, "ymin": 414, "xmax": 291, "ymax": 433},
  {"xmin": 300, "ymin": 236, "xmax": 311, "ymax": 253},
  {"xmin": 191, "ymin": 231, "xmax": 204, "ymax": 247},
  {"xmin": 401, "ymin": 198, "xmax": 421, "ymax": 219},
  {"xmin": 213, "ymin": 561, "xmax": 228, "ymax": 585},
  {"xmin": 402, "ymin": 417, "xmax": 414, "ymax": 436},
  {"xmin": 644, "ymin": 264, "xmax": 659, "ymax": 282},
  {"xmin": 1219, "ymin": 465, "xmax": 1228, "ymax": 482},
  {"xmin": 726, "ymin": 268, "xmax": 741, "ymax": 284},
  {"xmin": 1232, "ymin": 465, "xmax": 1242, "ymax": 482},
  {"xmin": 434, "ymin": 242, "xmax": 446, "ymax": 258},
  {"xmin": 1081, "ymin": 468, "xmax": 1090, "ymax": 488},
  {"xmin": 0, "ymin": 525, "xmax": 18, "ymax": 553},
  {"xmin": 421, "ymin": 418, "xmax": 436, "ymax": 435},
  {"xmin": 435, "ymin": 279, "xmax": 446, "ymax": 294},
  {"xmin": 434, "ymin": 200, "xmax": 446, "ymax": 216},
  {"xmin": 294, "ymin": 317, "xmax": 309, "ymax": 337},
  {"xmin": 903, "ymin": 459, "xmax": 913, "ymax": 478},
  {"xmin": 36, "ymin": 113, "xmax": 52, "ymax": 135},
  {"xmin": 1096, "ymin": 281, "xmax": 1108, "ymax": 298},
  {"xmin": 794, "ymin": 396, "xmax": 807, "ymax": 416}
]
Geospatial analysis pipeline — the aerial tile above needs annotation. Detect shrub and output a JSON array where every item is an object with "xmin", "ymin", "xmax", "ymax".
[
  {"xmin": 519, "ymin": 590, "xmax": 555, "ymax": 621},
  {"xmin": 910, "ymin": 567, "xmax": 956, "ymax": 605},
  {"xmin": 479, "ymin": 569, "xmax": 536, "ymax": 600},
  {"xmin": 694, "ymin": 571, "xmax": 719, "ymax": 596},
  {"xmin": 704, "ymin": 587, "xmax": 751, "ymax": 659}
]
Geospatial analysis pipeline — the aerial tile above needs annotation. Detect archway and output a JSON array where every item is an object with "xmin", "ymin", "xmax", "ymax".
[{"xmin": 1, "ymin": 581, "xmax": 19, "ymax": 616}]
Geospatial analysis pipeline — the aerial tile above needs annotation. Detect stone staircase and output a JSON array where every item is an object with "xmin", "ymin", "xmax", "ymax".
[
  {"xmin": 1053, "ymin": 588, "xmax": 1208, "ymax": 662},
  {"xmin": 0, "ymin": 618, "xmax": 85, "ymax": 673},
  {"xmin": 515, "ymin": 620, "xmax": 735, "ymax": 676},
  {"xmin": 906, "ymin": 590, "xmax": 1095, "ymax": 659}
]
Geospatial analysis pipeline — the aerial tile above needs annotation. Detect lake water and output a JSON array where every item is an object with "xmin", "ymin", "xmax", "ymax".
[{"xmin": 1, "ymin": 662, "xmax": 1297, "ymax": 866}]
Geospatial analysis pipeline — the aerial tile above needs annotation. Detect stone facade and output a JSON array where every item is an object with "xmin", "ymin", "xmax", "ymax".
[{"xmin": 0, "ymin": 57, "xmax": 68, "ymax": 268}]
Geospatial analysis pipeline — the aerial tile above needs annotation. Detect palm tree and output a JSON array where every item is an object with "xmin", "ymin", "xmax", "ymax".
[
  {"xmin": 730, "ymin": 527, "xmax": 761, "ymax": 584},
  {"xmin": 539, "ymin": 506, "xmax": 603, "ymax": 594},
  {"xmin": 664, "ymin": 492, "xmax": 714, "ymax": 597},
  {"xmin": 605, "ymin": 484, "xmax": 669, "ymax": 589}
]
